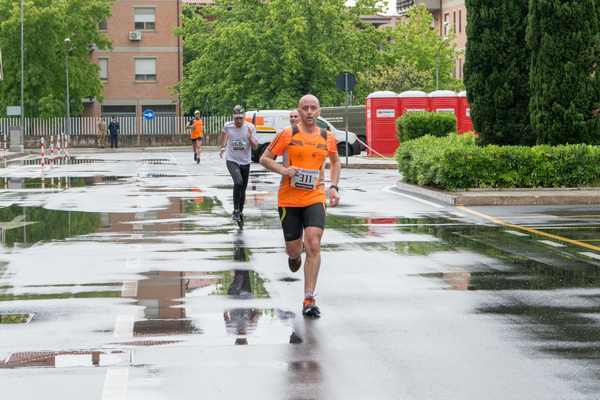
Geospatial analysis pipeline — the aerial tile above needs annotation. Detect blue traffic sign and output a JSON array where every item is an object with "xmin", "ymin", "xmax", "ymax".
[{"xmin": 143, "ymin": 109, "xmax": 155, "ymax": 120}]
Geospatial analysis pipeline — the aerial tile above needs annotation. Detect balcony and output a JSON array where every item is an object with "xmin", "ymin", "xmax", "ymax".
[{"xmin": 397, "ymin": 0, "xmax": 441, "ymax": 14}]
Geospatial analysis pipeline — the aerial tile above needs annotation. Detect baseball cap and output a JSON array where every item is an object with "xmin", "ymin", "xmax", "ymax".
[{"xmin": 233, "ymin": 105, "xmax": 245, "ymax": 117}]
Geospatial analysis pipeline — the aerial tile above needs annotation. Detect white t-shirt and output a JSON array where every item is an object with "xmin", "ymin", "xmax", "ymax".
[{"xmin": 223, "ymin": 121, "xmax": 257, "ymax": 165}]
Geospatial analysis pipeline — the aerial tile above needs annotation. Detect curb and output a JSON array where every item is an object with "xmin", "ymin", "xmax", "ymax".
[
  {"xmin": 3, "ymin": 153, "xmax": 27, "ymax": 162},
  {"xmin": 395, "ymin": 181, "xmax": 600, "ymax": 206},
  {"xmin": 325, "ymin": 159, "xmax": 397, "ymax": 170}
]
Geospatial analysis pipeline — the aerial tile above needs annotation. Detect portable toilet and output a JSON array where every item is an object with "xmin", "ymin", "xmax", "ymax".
[
  {"xmin": 398, "ymin": 91, "xmax": 429, "ymax": 114},
  {"xmin": 366, "ymin": 91, "xmax": 400, "ymax": 157},
  {"xmin": 428, "ymin": 90, "xmax": 458, "ymax": 113},
  {"xmin": 457, "ymin": 91, "xmax": 473, "ymax": 133},
  {"xmin": 429, "ymin": 90, "xmax": 459, "ymax": 131}
]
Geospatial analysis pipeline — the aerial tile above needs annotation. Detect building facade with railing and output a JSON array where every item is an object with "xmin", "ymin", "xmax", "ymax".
[{"xmin": 87, "ymin": 0, "xmax": 184, "ymax": 122}]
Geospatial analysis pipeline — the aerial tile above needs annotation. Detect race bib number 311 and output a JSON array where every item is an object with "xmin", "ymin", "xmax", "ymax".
[{"xmin": 291, "ymin": 168, "xmax": 320, "ymax": 190}]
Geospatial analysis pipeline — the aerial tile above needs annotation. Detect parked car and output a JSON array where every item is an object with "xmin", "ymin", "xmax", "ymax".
[{"xmin": 245, "ymin": 109, "xmax": 361, "ymax": 162}]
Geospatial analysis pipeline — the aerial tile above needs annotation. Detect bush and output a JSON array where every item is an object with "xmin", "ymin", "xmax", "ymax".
[
  {"xmin": 396, "ymin": 112, "xmax": 456, "ymax": 142},
  {"xmin": 396, "ymin": 133, "xmax": 600, "ymax": 190}
]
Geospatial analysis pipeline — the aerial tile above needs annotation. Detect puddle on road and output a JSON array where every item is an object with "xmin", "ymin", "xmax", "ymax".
[
  {"xmin": 478, "ymin": 299, "xmax": 600, "ymax": 362},
  {"xmin": 0, "ymin": 313, "xmax": 34, "ymax": 324},
  {"xmin": 0, "ymin": 193, "xmax": 223, "ymax": 248},
  {"xmin": 6, "ymin": 157, "xmax": 175, "ymax": 167},
  {"xmin": 0, "ymin": 290, "xmax": 121, "ymax": 302},
  {"xmin": 0, "ymin": 350, "xmax": 131, "ymax": 369},
  {"xmin": 417, "ymin": 259, "xmax": 600, "ymax": 291},
  {"xmin": 1, "ymin": 176, "xmax": 125, "ymax": 190},
  {"xmin": 121, "ymin": 270, "xmax": 271, "ymax": 340},
  {"xmin": 0, "ymin": 205, "xmax": 102, "ymax": 247}
]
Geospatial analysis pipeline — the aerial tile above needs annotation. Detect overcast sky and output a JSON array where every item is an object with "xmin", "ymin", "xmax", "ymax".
[{"xmin": 345, "ymin": 0, "xmax": 396, "ymax": 15}]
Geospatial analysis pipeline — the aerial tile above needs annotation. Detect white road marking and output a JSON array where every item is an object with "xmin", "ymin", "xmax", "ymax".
[
  {"xmin": 113, "ymin": 315, "xmax": 135, "ymax": 339},
  {"xmin": 580, "ymin": 252, "xmax": 600, "ymax": 261},
  {"xmin": 538, "ymin": 240, "xmax": 567, "ymax": 248},
  {"xmin": 505, "ymin": 230, "xmax": 529, "ymax": 237},
  {"xmin": 382, "ymin": 186, "xmax": 445, "ymax": 209},
  {"xmin": 101, "ymin": 368, "xmax": 129, "ymax": 400}
]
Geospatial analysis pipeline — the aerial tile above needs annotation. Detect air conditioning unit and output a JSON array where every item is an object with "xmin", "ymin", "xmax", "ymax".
[{"xmin": 128, "ymin": 31, "xmax": 142, "ymax": 41}]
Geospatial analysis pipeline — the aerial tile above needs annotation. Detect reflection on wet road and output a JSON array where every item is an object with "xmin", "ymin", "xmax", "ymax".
[{"xmin": 0, "ymin": 151, "xmax": 599, "ymax": 399}]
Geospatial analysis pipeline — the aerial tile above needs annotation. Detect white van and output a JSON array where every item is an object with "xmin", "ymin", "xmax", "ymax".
[{"xmin": 245, "ymin": 109, "xmax": 361, "ymax": 162}]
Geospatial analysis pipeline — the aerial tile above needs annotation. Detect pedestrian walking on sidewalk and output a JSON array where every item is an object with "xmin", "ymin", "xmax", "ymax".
[
  {"xmin": 97, "ymin": 118, "xmax": 107, "ymax": 148},
  {"xmin": 220, "ymin": 105, "xmax": 258, "ymax": 229},
  {"xmin": 108, "ymin": 117, "xmax": 120, "ymax": 149},
  {"xmin": 260, "ymin": 95, "xmax": 341, "ymax": 318}
]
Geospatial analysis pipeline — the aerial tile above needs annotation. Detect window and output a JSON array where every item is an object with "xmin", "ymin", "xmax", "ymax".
[
  {"xmin": 99, "ymin": 58, "xmax": 108, "ymax": 80},
  {"xmin": 443, "ymin": 13, "xmax": 450, "ymax": 37},
  {"xmin": 453, "ymin": 11, "xmax": 456, "ymax": 32},
  {"xmin": 99, "ymin": 20, "xmax": 107, "ymax": 31},
  {"xmin": 459, "ymin": 10, "xmax": 462, "ymax": 33},
  {"xmin": 135, "ymin": 58, "xmax": 156, "ymax": 81},
  {"xmin": 134, "ymin": 8, "xmax": 155, "ymax": 30}
]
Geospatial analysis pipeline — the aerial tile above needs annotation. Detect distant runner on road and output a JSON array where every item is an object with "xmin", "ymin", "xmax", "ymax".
[
  {"xmin": 260, "ymin": 94, "xmax": 341, "ymax": 318},
  {"xmin": 220, "ymin": 105, "xmax": 258, "ymax": 228},
  {"xmin": 187, "ymin": 110, "xmax": 204, "ymax": 164},
  {"xmin": 289, "ymin": 109, "xmax": 300, "ymax": 128}
]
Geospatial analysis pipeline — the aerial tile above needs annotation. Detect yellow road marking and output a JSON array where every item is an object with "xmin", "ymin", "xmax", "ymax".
[{"xmin": 457, "ymin": 206, "xmax": 600, "ymax": 253}]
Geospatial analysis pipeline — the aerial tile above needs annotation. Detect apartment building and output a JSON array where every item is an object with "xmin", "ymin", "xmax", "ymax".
[
  {"xmin": 396, "ymin": 0, "xmax": 468, "ymax": 80},
  {"xmin": 87, "ymin": 0, "xmax": 184, "ymax": 119}
]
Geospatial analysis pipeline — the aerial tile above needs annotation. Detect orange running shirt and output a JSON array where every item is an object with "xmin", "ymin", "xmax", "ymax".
[
  {"xmin": 268, "ymin": 127, "xmax": 337, "ymax": 207},
  {"xmin": 190, "ymin": 118, "xmax": 204, "ymax": 139}
]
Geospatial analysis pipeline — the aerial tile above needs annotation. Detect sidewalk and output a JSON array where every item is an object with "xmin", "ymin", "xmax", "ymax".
[
  {"xmin": 326, "ymin": 154, "xmax": 397, "ymax": 170},
  {"xmin": 395, "ymin": 181, "xmax": 600, "ymax": 206}
]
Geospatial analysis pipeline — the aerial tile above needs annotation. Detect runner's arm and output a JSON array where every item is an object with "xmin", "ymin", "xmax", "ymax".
[
  {"xmin": 328, "ymin": 152, "xmax": 341, "ymax": 207},
  {"xmin": 219, "ymin": 130, "xmax": 228, "ymax": 148},
  {"xmin": 260, "ymin": 149, "xmax": 295, "ymax": 177},
  {"xmin": 248, "ymin": 125, "xmax": 258, "ymax": 150},
  {"xmin": 219, "ymin": 130, "xmax": 228, "ymax": 158}
]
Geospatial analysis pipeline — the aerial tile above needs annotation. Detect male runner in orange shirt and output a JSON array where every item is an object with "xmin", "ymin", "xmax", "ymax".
[
  {"xmin": 260, "ymin": 94, "xmax": 341, "ymax": 318},
  {"xmin": 187, "ymin": 110, "xmax": 204, "ymax": 164}
]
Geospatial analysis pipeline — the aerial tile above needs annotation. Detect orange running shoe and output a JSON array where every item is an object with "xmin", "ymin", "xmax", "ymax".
[{"xmin": 302, "ymin": 297, "xmax": 320, "ymax": 318}]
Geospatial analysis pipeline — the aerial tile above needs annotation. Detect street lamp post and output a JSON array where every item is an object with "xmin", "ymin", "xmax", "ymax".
[
  {"xmin": 64, "ymin": 38, "xmax": 71, "ymax": 136},
  {"xmin": 20, "ymin": 0, "xmax": 24, "ymax": 131}
]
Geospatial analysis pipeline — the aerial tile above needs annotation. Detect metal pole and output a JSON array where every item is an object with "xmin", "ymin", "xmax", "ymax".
[
  {"xmin": 344, "ymin": 75, "xmax": 349, "ymax": 167},
  {"xmin": 65, "ymin": 41, "xmax": 71, "ymax": 136},
  {"xmin": 20, "ymin": 0, "xmax": 24, "ymax": 131}
]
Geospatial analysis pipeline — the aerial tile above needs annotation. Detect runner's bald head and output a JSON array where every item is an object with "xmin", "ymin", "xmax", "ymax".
[{"xmin": 298, "ymin": 94, "xmax": 320, "ymax": 109}]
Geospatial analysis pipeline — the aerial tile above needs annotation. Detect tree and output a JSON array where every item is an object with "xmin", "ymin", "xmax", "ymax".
[
  {"xmin": 178, "ymin": 0, "xmax": 385, "ymax": 113},
  {"xmin": 378, "ymin": 5, "xmax": 459, "ymax": 94},
  {"xmin": 463, "ymin": 0, "xmax": 534, "ymax": 146},
  {"xmin": 0, "ymin": 0, "xmax": 112, "ymax": 117},
  {"xmin": 360, "ymin": 59, "xmax": 431, "ymax": 94},
  {"xmin": 527, "ymin": 0, "xmax": 600, "ymax": 145}
]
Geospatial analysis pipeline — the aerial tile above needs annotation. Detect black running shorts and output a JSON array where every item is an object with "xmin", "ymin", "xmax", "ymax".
[
  {"xmin": 191, "ymin": 137, "xmax": 202, "ymax": 144},
  {"xmin": 278, "ymin": 203, "xmax": 326, "ymax": 242}
]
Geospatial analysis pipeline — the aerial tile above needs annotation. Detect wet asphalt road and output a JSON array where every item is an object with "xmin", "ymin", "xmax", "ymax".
[{"xmin": 0, "ymin": 150, "xmax": 600, "ymax": 399}]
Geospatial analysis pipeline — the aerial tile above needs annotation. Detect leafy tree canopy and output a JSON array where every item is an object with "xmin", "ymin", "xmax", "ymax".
[
  {"xmin": 0, "ymin": 0, "xmax": 112, "ymax": 117},
  {"xmin": 179, "ymin": 2, "xmax": 458, "ymax": 113}
]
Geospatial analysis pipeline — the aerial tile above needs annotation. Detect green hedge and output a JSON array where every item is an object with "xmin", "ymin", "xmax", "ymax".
[
  {"xmin": 396, "ymin": 133, "xmax": 600, "ymax": 190},
  {"xmin": 396, "ymin": 111, "xmax": 456, "ymax": 142}
]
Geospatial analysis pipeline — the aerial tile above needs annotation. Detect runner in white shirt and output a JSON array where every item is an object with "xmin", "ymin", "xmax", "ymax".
[{"xmin": 219, "ymin": 105, "xmax": 259, "ymax": 228}]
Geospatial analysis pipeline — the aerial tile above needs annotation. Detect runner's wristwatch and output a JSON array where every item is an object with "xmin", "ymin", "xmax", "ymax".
[{"xmin": 329, "ymin": 185, "xmax": 339, "ymax": 192}]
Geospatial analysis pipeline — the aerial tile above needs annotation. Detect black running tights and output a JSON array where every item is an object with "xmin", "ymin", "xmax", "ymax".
[{"xmin": 226, "ymin": 161, "xmax": 250, "ymax": 213}]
